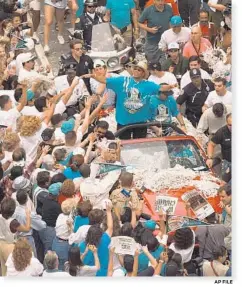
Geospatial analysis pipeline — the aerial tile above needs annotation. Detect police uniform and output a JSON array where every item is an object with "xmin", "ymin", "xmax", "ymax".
[
  {"xmin": 75, "ymin": 12, "xmax": 102, "ymax": 50},
  {"xmin": 76, "ymin": 54, "xmax": 94, "ymax": 95},
  {"xmin": 58, "ymin": 53, "xmax": 78, "ymax": 76},
  {"xmin": 176, "ymin": 69, "xmax": 214, "ymax": 127}
]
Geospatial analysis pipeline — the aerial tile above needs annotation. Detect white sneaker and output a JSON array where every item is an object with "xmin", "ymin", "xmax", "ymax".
[
  {"xmin": 57, "ymin": 35, "xmax": 65, "ymax": 45},
  {"xmin": 44, "ymin": 45, "xmax": 50, "ymax": 54},
  {"xmin": 32, "ymin": 32, "xmax": 39, "ymax": 43}
]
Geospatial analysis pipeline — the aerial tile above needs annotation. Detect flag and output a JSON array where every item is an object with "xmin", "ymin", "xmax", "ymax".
[
  {"xmin": 166, "ymin": 215, "xmax": 210, "ymax": 233},
  {"xmin": 96, "ymin": 163, "xmax": 126, "ymax": 175}
]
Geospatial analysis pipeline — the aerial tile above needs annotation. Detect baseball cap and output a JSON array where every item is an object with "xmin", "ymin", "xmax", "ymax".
[
  {"xmin": 133, "ymin": 61, "xmax": 149, "ymax": 78},
  {"xmin": 41, "ymin": 128, "xmax": 55, "ymax": 142},
  {"xmin": 61, "ymin": 118, "xmax": 75, "ymax": 134},
  {"xmin": 170, "ymin": 16, "xmax": 183, "ymax": 26},
  {"xmin": 93, "ymin": 59, "xmax": 106, "ymax": 68},
  {"xmin": 73, "ymin": 147, "xmax": 85, "ymax": 156},
  {"xmin": 144, "ymin": 220, "xmax": 157, "ymax": 230},
  {"xmin": 168, "ymin": 42, "xmax": 179, "ymax": 50},
  {"xmin": 12, "ymin": 176, "xmax": 31, "ymax": 190},
  {"xmin": 27, "ymin": 89, "xmax": 35, "ymax": 101},
  {"xmin": 20, "ymin": 52, "xmax": 37, "ymax": 63},
  {"xmin": 48, "ymin": 182, "xmax": 62, "ymax": 196},
  {"xmin": 190, "ymin": 68, "xmax": 201, "ymax": 78},
  {"xmin": 51, "ymin": 114, "xmax": 67, "ymax": 126}
]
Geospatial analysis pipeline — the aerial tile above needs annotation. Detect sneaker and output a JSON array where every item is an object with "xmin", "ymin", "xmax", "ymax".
[
  {"xmin": 32, "ymin": 32, "xmax": 39, "ymax": 43},
  {"xmin": 44, "ymin": 45, "xmax": 50, "ymax": 54},
  {"xmin": 57, "ymin": 35, "xmax": 65, "ymax": 45}
]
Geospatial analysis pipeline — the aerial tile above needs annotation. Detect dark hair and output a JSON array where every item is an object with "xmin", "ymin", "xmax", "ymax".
[
  {"xmin": 0, "ymin": 198, "xmax": 16, "ymax": 219},
  {"xmin": 16, "ymin": 190, "xmax": 28, "ymax": 205},
  {"xmin": 0, "ymin": 95, "xmax": 10, "ymax": 109},
  {"xmin": 96, "ymin": 120, "xmax": 109, "ymax": 130},
  {"xmin": 102, "ymin": 211, "xmax": 120, "ymax": 237},
  {"xmin": 132, "ymin": 222, "xmax": 146, "ymax": 244},
  {"xmin": 9, "ymin": 166, "xmax": 23, "ymax": 181},
  {"xmin": 53, "ymin": 148, "xmax": 67, "ymax": 162},
  {"xmin": 85, "ymin": 225, "xmax": 103, "ymax": 247},
  {"xmin": 120, "ymin": 171, "xmax": 133, "ymax": 188},
  {"xmin": 70, "ymin": 39, "xmax": 83, "ymax": 50},
  {"xmin": 226, "ymin": 113, "xmax": 232, "ymax": 121},
  {"xmin": 37, "ymin": 171, "xmax": 50, "ymax": 188},
  {"xmin": 69, "ymin": 155, "xmax": 84, "ymax": 171},
  {"xmin": 212, "ymin": 246, "xmax": 227, "ymax": 260},
  {"xmin": 173, "ymin": 227, "xmax": 194, "ymax": 250},
  {"xmin": 76, "ymin": 200, "xmax": 92, "ymax": 217},
  {"xmin": 212, "ymin": 103, "xmax": 225, "ymax": 118},
  {"xmin": 205, "ymin": 212, "xmax": 217, "ymax": 224},
  {"xmin": 141, "ymin": 229, "xmax": 159, "ymax": 252},
  {"xmin": 65, "ymin": 131, "xmax": 77, "ymax": 144},
  {"xmin": 88, "ymin": 209, "xmax": 104, "ymax": 225},
  {"xmin": 14, "ymin": 88, "xmax": 22, "ymax": 103},
  {"xmin": 199, "ymin": 8, "xmax": 209, "ymax": 16},
  {"xmin": 50, "ymin": 173, "xmax": 66, "ymax": 184},
  {"xmin": 214, "ymin": 77, "xmax": 227, "ymax": 86},
  {"xmin": 217, "ymin": 183, "xmax": 231, "ymax": 196},
  {"xmin": 34, "ymin": 96, "xmax": 47, "ymax": 112},
  {"xmin": 108, "ymin": 142, "xmax": 118, "ymax": 150},
  {"xmin": 189, "ymin": 55, "xmax": 201, "ymax": 65},
  {"xmin": 120, "ymin": 222, "xmax": 133, "ymax": 237},
  {"xmin": 123, "ymin": 255, "xmax": 134, "ymax": 273},
  {"xmin": 120, "ymin": 207, "xmax": 132, "ymax": 224},
  {"xmin": 12, "ymin": 148, "xmax": 26, "ymax": 162},
  {"xmin": 79, "ymin": 163, "xmax": 90, "ymax": 178},
  {"xmin": 68, "ymin": 246, "xmax": 83, "ymax": 276}
]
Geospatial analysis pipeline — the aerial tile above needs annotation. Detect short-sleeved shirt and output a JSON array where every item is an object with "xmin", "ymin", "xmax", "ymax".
[
  {"xmin": 182, "ymin": 38, "xmax": 212, "ymax": 59},
  {"xmin": 0, "ymin": 108, "xmax": 21, "ymax": 131},
  {"xmin": 138, "ymin": 245, "xmax": 164, "ymax": 273},
  {"xmin": 73, "ymin": 216, "xmax": 89, "ymax": 233},
  {"xmin": 150, "ymin": 95, "xmax": 179, "ymax": 122},
  {"xmin": 106, "ymin": 0, "xmax": 135, "ymax": 29},
  {"xmin": 211, "ymin": 125, "xmax": 231, "ymax": 162},
  {"xmin": 106, "ymin": 76, "xmax": 160, "ymax": 125},
  {"xmin": 139, "ymin": 4, "xmax": 173, "ymax": 44},
  {"xmin": 79, "ymin": 232, "xmax": 111, "ymax": 276},
  {"xmin": 63, "ymin": 167, "xmax": 82, "ymax": 180},
  {"xmin": 204, "ymin": 90, "xmax": 232, "ymax": 108},
  {"xmin": 162, "ymin": 55, "xmax": 189, "ymax": 77}
]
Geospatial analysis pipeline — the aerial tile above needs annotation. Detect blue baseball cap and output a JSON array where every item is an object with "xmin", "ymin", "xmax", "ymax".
[
  {"xmin": 48, "ymin": 182, "xmax": 62, "ymax": 196},
  {"xmin": 144, "ymin": 220, "xmax": 157, "ymax": 231},
  {"xmin": 27, "ymin": 89, "xmax": 35, "ymax": 101},
  {"xmin": 170, "ymin": 16, "xmax": 183, "ymax": 26},
  {"xmin": 61, "ymin": 118, "xmax": 75, "ymax": 134}
]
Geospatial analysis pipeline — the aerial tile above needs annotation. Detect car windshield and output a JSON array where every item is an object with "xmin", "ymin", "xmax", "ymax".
[
  {"xmin": 120, "ymin": 139, "xmax": 208, "ymax": 171},
  {"xmin": 91, "ymin": 23, "xmax": 128, "ymax": 52}
]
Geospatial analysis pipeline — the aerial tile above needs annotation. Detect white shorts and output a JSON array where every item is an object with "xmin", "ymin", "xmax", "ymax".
[{"xmin": 29, "ymin": 0, "xmax": 41, "ymax": 10}]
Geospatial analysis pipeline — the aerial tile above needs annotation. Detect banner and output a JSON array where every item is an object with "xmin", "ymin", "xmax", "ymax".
[
  {"xmin": 111, "ymin": 236, "xmax": 137, "ymax": 256},
  {"xmin": 96, "ymin": 163, "xmax": 126, "ymax": 175},
  {"xmin": 181, "ymin": 189, "xmax": 214, "ymax": 220},
  {"xmin": 167, "ymin": 215, "xmax": 210, "ymax": 233},
  {"xmin": 155, "ymin": 195, "xmax": 178, "ymax": 215}
]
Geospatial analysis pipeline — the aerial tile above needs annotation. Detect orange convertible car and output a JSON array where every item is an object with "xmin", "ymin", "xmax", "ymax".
[{"xmin": 115, "ymin": 122, "xmax": 223, "ymax": 222}]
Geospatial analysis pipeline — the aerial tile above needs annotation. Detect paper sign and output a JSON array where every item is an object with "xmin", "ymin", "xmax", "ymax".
[
  {"xmin": 111, "ymin": 236, "xmax": 137, "ymax": 256},
  {"xmin": 209, "ymin": 0, "xmax": 218, "ymax": 12},
  {"xmin": 155, "ymin": 196, "xmax": 178, "ymax": 215},
  {"xmin": 181, "ymin": 190, "xmax": 214, "ymax": 220},
  {"xmin": 167, "ymin": 215, "xmax": 210, "ymax": 233}
]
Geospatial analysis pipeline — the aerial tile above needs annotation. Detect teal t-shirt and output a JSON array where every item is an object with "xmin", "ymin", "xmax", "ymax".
[
  {"xmin": 138, "ymin": 245, "xmax": 164, "ymax": 273},
  {"xmin": 106, "ymin": 0, "xmax": 135, "ymax": 29},
  {"xmin": 106, "ymin": 76, "xmax": 160, "ymax": 125},
  {"xmin": 150, "ymin": 95, "xmax": 179, "ymax": 122},
  {"xmin": 63, "ymin": 167, "xmax": 82, "ymax": 180}
]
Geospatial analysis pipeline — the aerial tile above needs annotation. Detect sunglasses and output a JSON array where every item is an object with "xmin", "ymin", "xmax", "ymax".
[{"xmin": 87, "ymin": 6, "xmax": 97, "ymax": 8}]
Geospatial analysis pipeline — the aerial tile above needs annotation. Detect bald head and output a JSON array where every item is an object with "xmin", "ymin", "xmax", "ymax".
[{"xmin": 191, "ymin": 26, "xmax": 202, "ymax": 43}]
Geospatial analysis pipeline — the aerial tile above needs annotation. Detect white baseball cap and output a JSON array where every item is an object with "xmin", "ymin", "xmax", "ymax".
[
  {"xmin": 168, "ymin": 42, "xmax": 179, "ymax": 50},
  {"xmin": 93, "ymin": 59, "xmax": 106, "ymax": 68},
  {"xmin": 20, "ymin": 52, "xmax": 37, "ymax": 63}
]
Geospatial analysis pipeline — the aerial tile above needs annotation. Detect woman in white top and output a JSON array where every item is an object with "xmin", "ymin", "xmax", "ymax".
[
  {"xmin": 169, "ymin": 227, "xmax": 196, "ymax": 275},
  {"xmin": 6, "ymin": 238, "xmax": 43, "ymax": 276}
]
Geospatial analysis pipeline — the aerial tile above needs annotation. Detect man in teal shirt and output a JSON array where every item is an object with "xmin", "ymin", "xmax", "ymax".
[
  {"xmin": 84, "ymin": 61, "xmax": 176, "ymax": 139},
  {"xmin": 104, "ymin": 0, "xmax": 139, "ymax": 46}
]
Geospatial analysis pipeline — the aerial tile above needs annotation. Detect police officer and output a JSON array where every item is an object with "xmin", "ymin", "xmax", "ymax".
[
  {"xmin": 75, "ymin": 0, "xmax": 102, "ymax": 50},
  {"xmin": 176, "ymin": 68, "xmax": 214, "ymax": 127}
]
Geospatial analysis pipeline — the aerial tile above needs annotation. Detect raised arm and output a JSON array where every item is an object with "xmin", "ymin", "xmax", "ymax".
[
  {"xmin": 107, "ymin": 247, "xmax": 115, "ymax": 276},
  {"xmin": 141, "ymin": 245, "xmax": 158, "ymax": 270},
  {"xmin": 105, "ymin": 201, "xmax": 113, "ymax": 237},
  {"xmin": 62, "ymin": 77, "xmax": 80, "ymax": 105},
  {"xmin": 88, "ymin": 93, "xmax": 108, "ymax": 125},
  {"xmin": 16, "ymin": 81, "xmax": 28, "ymax": 112},
  {"xmin": 131, "ymin": 249, "xmax": 140, "ymax": 277}
]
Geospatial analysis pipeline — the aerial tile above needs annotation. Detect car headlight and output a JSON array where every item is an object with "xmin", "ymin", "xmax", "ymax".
[{"xmin": 107, "ymin": 57, "xmax": 119, "ymax": 68}]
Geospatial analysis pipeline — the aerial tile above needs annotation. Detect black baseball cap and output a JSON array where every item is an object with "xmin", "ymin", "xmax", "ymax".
[
  {"xmin": 190, "ymin": 68, "xmax": 201, "ymax": 79},
  {"xmin": 41, "ymin": 128, "xmax": 55, "ymax": 142}
]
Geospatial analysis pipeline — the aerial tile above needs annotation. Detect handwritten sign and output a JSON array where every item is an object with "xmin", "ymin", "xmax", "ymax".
[
  {"xmin": 111, "ymin": 236, "xmax": 137, "ymax": 256},
  {"xmin": 155, "ymin": 196, "xmax": 178, "ymax": 215}
]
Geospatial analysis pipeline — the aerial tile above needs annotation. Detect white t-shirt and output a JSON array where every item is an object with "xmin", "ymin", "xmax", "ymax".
[
  {"xmin": 54, "ymin": 127, "xmax": 65, "ymax": 143},
  {"xmin": 205, "ymin": 90, "xmax": 232, "ymax": 108},
  {"xmin": 21, "ymin": 106, "xmax": 42, "ymax": 117},
  {"xmin": 18, "ymin": 68, "xmax": 40, "ymax": 82},
  {"xmin": 180, "ymin": 69, "xmax": 211, "ymax": 89},
  {"xmin": 148, "ymin": 72, "xmax": 180, "ymax": 99},
  {"xmin": 158, "ymin": 27, "xmax": 191, "ymax": 50},
  {"xmin": 0, "ymin": 108, "xmax": 21, "ymax": 131},
  {"xmin": 42, "ymin": 270, "xmax": 71, "ymax": 277},
  {"xmin": 6, "ymin": 253, "xmax": 43, "ymax": 276},
  {"xmin": 20, "ymin": 122, "xmax": 47, "ymax": 164},
  {"xmin": 55, "ymin": 213, "xmax": 73, "ymax": 240},
  {"xmin": 48, "ymin": 75, "xmax": 90, "ymax": 106}
]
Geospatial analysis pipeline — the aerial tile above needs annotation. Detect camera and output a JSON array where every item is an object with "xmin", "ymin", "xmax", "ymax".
[{"xmin": 73, "ymin": 30, "xmax": 83, "ymax": 40}]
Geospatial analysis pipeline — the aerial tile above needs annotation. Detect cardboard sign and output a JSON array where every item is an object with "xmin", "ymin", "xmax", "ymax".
[
  {"xmin": 167, "ymin": 215, "xmax": 210, "ymax": 233},
  {"xmin": 111, "ymin": 236, "xmax": 137, "ymax": 256},
  {"xmin": 181, "ymin": 190, "xmax": 214, "ymax": 220},
  {"xmin": 155, "ymin": 196, "xmax": 178, "ymax": 215}
]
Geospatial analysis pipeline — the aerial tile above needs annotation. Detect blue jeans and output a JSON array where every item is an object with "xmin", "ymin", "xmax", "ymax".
[
  {"xmin": 52, "ymin": 236, "xmax": 70, "ymax": 271},
  {"xmin": 38, "ymin": 226, "xmax": 56, "ymax": 255},
  {"xmin": 23, "ymin": 235, "xmax": 37, "ymax": 258}
]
